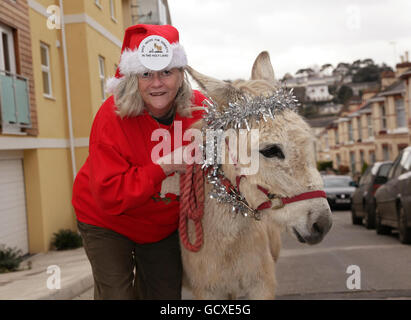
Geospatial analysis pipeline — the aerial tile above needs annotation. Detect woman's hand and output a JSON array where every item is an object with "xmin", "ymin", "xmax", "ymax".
[
  {"xmin": 159, "ymin": 163, "xmax": 187, "ymax": 175},
  {"xmin": 156, "ymin": 146, "xmax": 187, "ymax": 175}
]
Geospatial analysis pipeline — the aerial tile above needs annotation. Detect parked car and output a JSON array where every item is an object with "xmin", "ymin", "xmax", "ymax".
[
  {"xmin": 351, "ymin": 161, "xmax": 393, "ymax": 228},
  {"xmin": 375, "ymin": 147, "xmax": 411, "ymax": 244},
  {"xmin": 322, "ymin": 175, "xmax": 356, "ymax": 210}
]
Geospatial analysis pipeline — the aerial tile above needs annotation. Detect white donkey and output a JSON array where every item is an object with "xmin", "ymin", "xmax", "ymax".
[{"xmin": 180, "ymin": 52, "xmax": 332, "ymax": 299}]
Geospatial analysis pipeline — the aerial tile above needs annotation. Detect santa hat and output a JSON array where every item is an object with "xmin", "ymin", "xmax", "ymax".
[{"xmin": 106, "ymin": 24, "xmax": 188, "ymax": 94}]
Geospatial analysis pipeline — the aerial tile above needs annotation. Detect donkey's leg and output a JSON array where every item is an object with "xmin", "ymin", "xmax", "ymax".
[
  {"xmin": 192, "ymin": 287, "xmax": 231, "ymax": 300},
  {"xmin": 246, "ymin": 259, "xmax": 277, "ymax": 300},
  {"xmin": 246, "ymin": 279, "xmax": 276, "ymax": 300}
]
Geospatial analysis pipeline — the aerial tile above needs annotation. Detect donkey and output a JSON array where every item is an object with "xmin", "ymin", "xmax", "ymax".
[{"xmin": 180, "ymin": 51, "xmax": 332, "ymax": 300}]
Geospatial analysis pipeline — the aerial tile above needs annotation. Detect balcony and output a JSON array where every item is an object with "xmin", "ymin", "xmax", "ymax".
[{"xmin": 0, "ymin": 70, "xmax": 31, "ymax": 134}]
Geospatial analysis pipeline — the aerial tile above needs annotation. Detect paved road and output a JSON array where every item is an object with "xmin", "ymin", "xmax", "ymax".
[
  {"xmin": 74, "ymin": 210, "xmax": 411, "ymax": 300},
  {"xmin": 276, "ymin": 210, "xmax": 411, "ymax": 299}
]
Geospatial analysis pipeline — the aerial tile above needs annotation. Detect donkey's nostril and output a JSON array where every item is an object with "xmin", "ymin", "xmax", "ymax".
[{"xmin": 313, "ymin": 222, "xmax": 322, "ymax": 234}]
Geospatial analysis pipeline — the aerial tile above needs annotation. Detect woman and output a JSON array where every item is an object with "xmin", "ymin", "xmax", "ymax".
[{"xmin": 72, "ymin": 24, "xmax": 206, "ymax": 300}]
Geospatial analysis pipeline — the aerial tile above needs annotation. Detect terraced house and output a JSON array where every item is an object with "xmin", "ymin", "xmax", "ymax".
[
  {"xmin": 316, "ymin": 59, "xmax": 411, "ymax": 177},
  {"xmin": 0, "ymin": 0, "xmax": 172, "ymax": 254}
]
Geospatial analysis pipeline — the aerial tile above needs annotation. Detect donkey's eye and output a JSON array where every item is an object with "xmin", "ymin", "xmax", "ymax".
[{"xmin": 259, "ymin": 144, "xmax": 285, "ymax": 159}]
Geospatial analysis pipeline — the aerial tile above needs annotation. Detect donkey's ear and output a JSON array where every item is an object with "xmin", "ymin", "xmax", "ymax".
[
  {"xmin": 186, "ymin": 66, "xmax": 239, "ymax": 106},
  {"xmin": 251, "ymin": 51, "xmax": 276, "ymax": 83}
]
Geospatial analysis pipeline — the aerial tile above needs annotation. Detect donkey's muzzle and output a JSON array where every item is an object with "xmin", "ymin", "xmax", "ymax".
[{"xmin": 297, "ymin": 209, "xmax": 332, "ymax": 245}]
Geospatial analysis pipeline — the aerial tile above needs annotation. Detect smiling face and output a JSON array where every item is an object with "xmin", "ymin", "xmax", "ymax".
[{"xmin": 138, "ymin": 68, "xmax": 184, "ymax": 118}]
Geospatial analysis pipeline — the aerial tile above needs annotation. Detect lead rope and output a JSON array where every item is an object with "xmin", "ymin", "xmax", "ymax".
[{"xmin": 179, "ymin": 164, "xmax": 205, "ymax": 252}]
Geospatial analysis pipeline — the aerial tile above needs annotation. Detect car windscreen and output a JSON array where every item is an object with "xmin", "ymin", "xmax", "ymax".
[
  {"xmin": 378, "ymin": 163, "xmax": 392, "ymax": 177},
  {"xmin": 323, "ymin": 177, "xmax": 352, "ymax": 188}
]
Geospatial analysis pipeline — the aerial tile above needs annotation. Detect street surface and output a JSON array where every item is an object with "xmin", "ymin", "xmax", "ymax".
[{"xmin": 74, "ymin": 210, "xmax": 411, "ymax": 300}]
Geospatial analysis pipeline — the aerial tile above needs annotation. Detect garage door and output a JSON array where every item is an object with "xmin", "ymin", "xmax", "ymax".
[{"xmin": 0, "ymin": 156, "xmax": 29, "ymax": 255}]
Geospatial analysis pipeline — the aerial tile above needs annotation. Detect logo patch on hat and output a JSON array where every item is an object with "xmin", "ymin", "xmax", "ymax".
[{"xmin": 137, "ymin": 35, "xmax": 173, "ymax": 71}]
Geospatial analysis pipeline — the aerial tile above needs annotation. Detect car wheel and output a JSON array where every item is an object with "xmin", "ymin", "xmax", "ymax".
[
  {"xmin": 398, "ymin": 205, "xmax": 411, "ymax": 244},
  {"xmin": 375, "ymin": 207, "xmax": 390, "ymax": 235},
  {"xmin": 364, "ymin": 201, "xmax": 376, "ymax": 230},
  {"xmin": 351, "ymin": 207, "xmax": 362, "ymax": 225}
]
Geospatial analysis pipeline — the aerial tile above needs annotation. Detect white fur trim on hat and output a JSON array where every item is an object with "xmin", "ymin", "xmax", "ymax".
[
  {"xmin": 105, "ymin": 76, "xmax": 123, "ymax": 94},
  {"xmin": 119, "ymin": 42, "xmax": 187, "ymax": 75}
]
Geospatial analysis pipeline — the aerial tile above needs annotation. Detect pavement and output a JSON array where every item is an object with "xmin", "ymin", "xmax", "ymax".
[
  {"xmin": 0, "ymin": 247, "xmax": 197, "ymax": 300},
  {"xmin": 0, "ymin": 247, "xmax": 93, "ymax": 300}
]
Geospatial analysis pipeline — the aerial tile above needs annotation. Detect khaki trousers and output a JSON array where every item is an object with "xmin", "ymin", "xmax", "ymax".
[{"xmin": 77, "ymin": 220, "xmax": 182, "ymax": 300}]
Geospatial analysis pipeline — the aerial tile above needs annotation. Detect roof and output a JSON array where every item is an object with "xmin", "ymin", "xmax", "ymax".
[
  {"xmin": 396, "ymin": 62, "xmax": 411, "ymax": 68},
  {"xmin": 378, "ymin": 79, "xmax": 405, "ymax": 96},
  {"xmin": 306, "ymin": 116, "xmax": 338, "ymax": 128},
  {"xmin": 400, "ymin": 68, "xmax": 411, "ymax": 79}
]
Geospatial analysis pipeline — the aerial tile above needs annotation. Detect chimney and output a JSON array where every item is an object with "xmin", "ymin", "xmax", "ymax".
[
  {"xmin": 406, "ymin": 51, "xmax": 409, "ymax": 62},
  {"xmin": 400, "ymin": 55, "xmax": 404, "ymax": 63}
]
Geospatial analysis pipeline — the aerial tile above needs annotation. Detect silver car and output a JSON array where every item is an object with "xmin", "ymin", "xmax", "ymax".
[{"xmin": 322, "ymin": 175, "xmax": 356, "ymax": 210}]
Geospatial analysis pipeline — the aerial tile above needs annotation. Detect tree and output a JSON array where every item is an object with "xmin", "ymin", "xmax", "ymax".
[
  {"xmin": 282, "ymin": 73, "xmax": 293, "ymax": 81},
  {"xmin": 318, "ymin": 161, "xmax": 333, "ymax": 171},
  {"xmin": 337, "ymin": 85, "xmax": 353, "ymax": 105},
  {"xmin": 352, "ymin": 65, "xmax": 380, "ymax": 83},
  {"xmin": 361, "ymin": 162, "xmax": 369, "ymax": 174},
  {"xmin": 321, "ymin": 63, "xmax": 333, "ymax": 71}
]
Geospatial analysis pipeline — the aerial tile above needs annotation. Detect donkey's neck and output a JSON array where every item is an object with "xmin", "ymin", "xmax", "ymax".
[{"xmin": 203, "ymin": 182, "xmax": 253, "ymax": 242}]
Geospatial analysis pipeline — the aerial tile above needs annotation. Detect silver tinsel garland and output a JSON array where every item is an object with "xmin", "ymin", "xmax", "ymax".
[{"xmin": 200, "ymin": 88, "xmax": 300, "ymax": 220}]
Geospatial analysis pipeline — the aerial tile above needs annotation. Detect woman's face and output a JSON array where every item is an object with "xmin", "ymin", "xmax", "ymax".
[{"xmin": 138, "ymin": 68, "xmax": 184, "ymax": 118}]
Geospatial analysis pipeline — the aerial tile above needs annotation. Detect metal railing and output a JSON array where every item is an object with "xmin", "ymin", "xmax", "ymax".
[{"xmin": 0, "ymin": 69, "xmax": 32, "ymax": 133}]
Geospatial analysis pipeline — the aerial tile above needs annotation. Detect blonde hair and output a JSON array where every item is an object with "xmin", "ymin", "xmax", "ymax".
[{"xmin": 112, "ymin": 69, "xmax": 193, "ymax": 118}]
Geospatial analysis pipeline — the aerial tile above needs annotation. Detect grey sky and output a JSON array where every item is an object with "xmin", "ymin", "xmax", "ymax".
[{"xmin": 168, "ymin": 0, "xmax": 411, "ymax": 80}]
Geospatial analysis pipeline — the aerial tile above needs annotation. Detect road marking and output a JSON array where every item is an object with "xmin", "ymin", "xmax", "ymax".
[{"xmin": 280, "ymin": 244, "xmax": 403, "ymax": 258}]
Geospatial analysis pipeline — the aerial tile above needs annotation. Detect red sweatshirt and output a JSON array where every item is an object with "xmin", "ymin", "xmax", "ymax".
[{"xmin": 72, "ymin": 90, "xmax": 206, "ymax": 243}]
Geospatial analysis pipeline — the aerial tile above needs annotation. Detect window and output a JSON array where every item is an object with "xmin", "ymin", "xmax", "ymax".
[
  {"xmin": 158, "ymin": 0, "xmax": 167, "ymax": 25},
  {"xmin": 369, "ymin": 151, "xmax": 375, "ymax": 164},
  {"xmin": 324, "ymin": 133, "xmax": 329, "ymax": 149},
  {"xmin": 360, "ymin": 150, "xmax": 364, "ymax": 167},
  {"xmin": 98, "ymin": 55, "xmax": 106, "ymax": 101},
  {"xmin": 367, "ymin": 115, "xmax": 373, "ymax": 138},
  {"xmin": 400, "ymin": 149, "xmax": 411, "ymax": 173},
  {"xmin": 393, "ymin": 151, "xmax": 406, "ymax": 177},
  {"xmin": 359, "ymin": 167, "xmax": 372, "ymax": 186},
  {"xmin": 110, "ymin": 0, "xmax": 117, "ymax": 21},
  {"xmin": 40, "ymin": 42, "xmax": 53, "ymax": 97},
  {"xmin": 0, "ymin": 23, "xmax": 16, "ymax": 74},
  {"xmin": 382, "ymin": 145, "xmax": 389, "ymax": 161},
  {"xmin": 335, "ymin": 128, "xmax": 339, "ymax": 145},
  {"xmin": 388, "ymin": 156, "xmax": 400, "ymax": 179},
  {"xmin": 2, "ymin": 33, "xmax": 10, "ymax": 72},
  {"xmin": 378, "ymin": 163, "xmax": 392, "ymax": 177},
  {"xmin": 357, "ymin": 118, "xmax": 362, "ymax": 141},
  {"xmin": 350, "ymin": 152, "xmax": 356, "ymax": 173},
  {"xmin": 348, "ymin": 121, "xmax": 354, "ymax": 142},
  {"xmin": 380, "ymin": 104, "xmax": 387, "ymax": 130},
  {"xmin": 395, "ymin": 98, "xmax": 406, "ymax": 128}
]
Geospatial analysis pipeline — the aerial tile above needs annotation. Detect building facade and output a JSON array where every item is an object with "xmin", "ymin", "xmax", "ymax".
[
  {"xmin": 0, "ymin": 0, "xmax": 37, "ymax": 255},
  {"xmin": 316, "ymin": 62, "xmax": 411, "ymax": 177},
  {"xmin": 0, "ymin": 0, "xmax": 172, "ymax": 254}
]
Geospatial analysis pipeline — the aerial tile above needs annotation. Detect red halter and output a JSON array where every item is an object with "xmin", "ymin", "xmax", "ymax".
[
  {"xmin": 256, "ymin": 185, "xmax": 327, "ymax": 211},
  {"xmin": 230, "ymin": 174, "xmax": 327, "ymax": 213}
]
